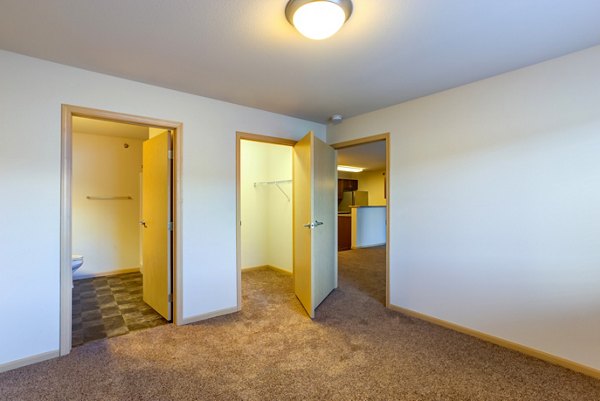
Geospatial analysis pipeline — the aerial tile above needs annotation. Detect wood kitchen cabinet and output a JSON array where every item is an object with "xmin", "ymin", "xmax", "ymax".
[
  {"xmin": 338, "ymin": 215, "xmax": 352, "ymax": 251},
  {"xmin": 342, "ymin": 179, "xmax": 358, "ymax": 191},
  {"xmin": 337, "ymin": 178, "xmax": 358, "ymax": 200}
]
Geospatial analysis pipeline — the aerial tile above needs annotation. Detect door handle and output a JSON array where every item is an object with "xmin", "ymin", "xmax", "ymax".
[
  {"xmin": 303, "ymin": 221, "xmax": 324, "ymax": 229},
  {"xmin": 140, "ymin": 220, "xmax": 147, "ymax": 228}
]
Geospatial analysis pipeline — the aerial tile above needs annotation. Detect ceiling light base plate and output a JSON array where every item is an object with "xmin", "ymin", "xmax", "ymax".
[
  {"xmin": 285, "ymin": 0, "xmax": 353, "ymax": 25},
  {"xmin": 330, "ymin": 114, "xmax": 343, "ymax": 124}
]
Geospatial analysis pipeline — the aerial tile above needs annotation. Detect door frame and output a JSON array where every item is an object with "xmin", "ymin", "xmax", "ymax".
[
  {"xmin": 330, "ymin": 133, "xmax": 391, "ymax": 307},
  {"xmin": 60, "ymin": 104, "xmax": 183, "ymax": 355},
  {"xmin": 235, "ymin": 132, "xmax": 297, "ymax": 309}
]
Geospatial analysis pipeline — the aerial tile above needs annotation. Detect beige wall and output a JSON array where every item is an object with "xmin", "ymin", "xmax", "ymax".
[
  {"xmin": 328, "ymin": 45, "xmax": 600, "ymax": 371},
  {"xmin": 337, "ymin": 171, "xmax": 357, "ymax": 180},
  {"xmin": 0, "ymin": 49, "xmax": 325, "ymax": 367},
  {"xmin": 357, "ymin": 170, "xmax": 386, "ymax": 206},
  {"xmin": 241, "ymin": 140, "xmax": 293, "ymax": 272},
  {"xmin": 265, "ymin": 144, "xmax": 293, "ymax": 271},
  {"xmin": 72, "ymin": 132, "xmax": 143, "ymax": 278},
  {"xmin": 241, "ymin": 140, "xmax": 268, "ymax": 267},
  {"xmin": 148, "ymin": 127, "xmax": 167, "ymax": 139}
]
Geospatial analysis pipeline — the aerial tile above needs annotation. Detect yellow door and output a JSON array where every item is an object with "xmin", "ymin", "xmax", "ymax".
[
  {"xmin": 142, "ymin": 131, "xmax": 172, "ymax": 320},
  {"xmin": 293, "ymin": 132, "xmax": 337, "ymax": 318}
]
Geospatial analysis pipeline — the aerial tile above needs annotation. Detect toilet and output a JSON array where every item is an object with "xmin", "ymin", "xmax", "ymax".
[{"xmin": 72, "ymin": 255, "xmax": 84, "ymax": 272}]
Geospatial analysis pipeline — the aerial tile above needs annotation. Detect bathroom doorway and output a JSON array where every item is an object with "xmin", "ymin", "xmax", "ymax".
[{"xmin": 60, "ymin": 105, "xmax": 183, "ymax": 354}]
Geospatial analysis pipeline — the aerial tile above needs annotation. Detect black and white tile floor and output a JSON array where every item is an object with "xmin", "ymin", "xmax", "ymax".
[{"xmin": 72, "ymin": 272, "xmax": 168, "ymax": 346}]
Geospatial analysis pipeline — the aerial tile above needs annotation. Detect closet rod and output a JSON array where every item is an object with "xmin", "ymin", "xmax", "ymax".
[
  {"xmin": 253, "ymin": 179, "xmax": 292, "ymax": 186},
  {"xmin": 253, "ymin": 180, "xmax": 291, "ymax": 202},
  {"xmin": 86, "ymin": 196, "xmax": 133, "ymax": 200}
]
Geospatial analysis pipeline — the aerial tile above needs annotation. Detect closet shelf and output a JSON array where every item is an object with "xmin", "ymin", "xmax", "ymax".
[
  {"xmin": 254, "ymin": 180, "xmax": 292, "ymax": 202},
  {"xmin": 86, "ymin": 196, "xmax": 133, "ymax": 200}
]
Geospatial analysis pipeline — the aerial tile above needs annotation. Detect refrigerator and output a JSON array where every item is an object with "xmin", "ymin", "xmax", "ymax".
[{"xmin": 338, "ymin": 191, "xmax": 368, "ymax": 213}]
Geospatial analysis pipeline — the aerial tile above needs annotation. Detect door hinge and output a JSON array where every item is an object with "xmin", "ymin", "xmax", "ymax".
[
  {"xmin": 168, "ymin": 221, "xmax": 173, "ymax": 231},
  {"xmin": 168, "ymin": 294, "xmax": 173, "ymax": 303},
  {"xmin": 168, "ymin": 150, "xmax": 173, "ymax": 160}
]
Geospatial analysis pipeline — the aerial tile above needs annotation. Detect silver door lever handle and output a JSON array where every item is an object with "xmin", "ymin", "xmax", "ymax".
[{"xmin": 303, "ymin": 221, "xmax": 324, "ymax": 229}]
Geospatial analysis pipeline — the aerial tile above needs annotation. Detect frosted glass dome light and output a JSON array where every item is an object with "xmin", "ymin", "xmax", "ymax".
[{"xmin": 286, "ymin": 0, "xmax": 353, "ymax": 40}]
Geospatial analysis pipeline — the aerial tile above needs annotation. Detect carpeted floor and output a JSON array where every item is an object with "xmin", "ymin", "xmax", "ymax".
[{"xmin": 1, "ymin": 247, "xmax": 600, "ymax": 400}]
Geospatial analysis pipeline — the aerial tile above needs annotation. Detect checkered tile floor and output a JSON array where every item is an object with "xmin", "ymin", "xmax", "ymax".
[{"xmin": 72, "ymin": 272, "xmax": 168, "ymax": 346}]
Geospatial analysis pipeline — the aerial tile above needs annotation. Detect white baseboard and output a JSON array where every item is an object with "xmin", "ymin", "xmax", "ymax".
[
  {"xmin": 242, "ymin": 265, "xmax": 292, "ymax": 274},
  {"xmin": 73, "ymin": 266, "xmax": 141, "ymax": 280},
  {"xmin": 266, "ymin": 265, "xmax": 293, "ymax": 275},
  {"xmin": 180, "ymin": 306, "xmax": 240, "ymax": 325},
  {"xmin": 387, "ymin": 303, "xmax": 600, "ymax": 380},
  {"xmin": 241, "ymin": 264, "xmax": 269, "ymax": 272},
  {"xmin": 0, "ymin": 350, "xmax": 60, "ymax": 373},
  {"xmin": 352, "ymin": 242, "xmax": 386, "ymax": 249}
]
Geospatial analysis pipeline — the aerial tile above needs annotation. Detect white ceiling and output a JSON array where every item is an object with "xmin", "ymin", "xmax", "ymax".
[
  {"xmin": 72, "ymin": 117, "xmax": 150, "ymax": 140},
  {"xmin": 1, "ymin": 1, "xmax": 600, "ymax": 123},
  {"xmin": 337, "ymin": 140, "xmax": 386, "ymax": 171}
]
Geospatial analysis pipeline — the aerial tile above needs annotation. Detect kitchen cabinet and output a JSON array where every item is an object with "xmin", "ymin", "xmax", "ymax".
[
  {"xmin": 337, "ymin": 178, "xmax": 358, "ymax": 200},
  {"xmin": 342, "ymin": 179, "xmax": 358, "ymax": 191},
  {"xmin": 338, "ymin": 215, "xmax": 352, "ymax": 251}
]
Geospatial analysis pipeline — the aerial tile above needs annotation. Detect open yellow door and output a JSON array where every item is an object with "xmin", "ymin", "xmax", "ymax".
[
  {"xmin": 142, "ymin": 131, "xmax": 172, "ymax": 320},
  {"xmin": 293, "ymin": 132, "xmax": 337, "ymax": 318}
]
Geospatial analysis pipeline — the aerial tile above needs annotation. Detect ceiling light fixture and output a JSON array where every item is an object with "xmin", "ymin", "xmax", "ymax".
[
  {"xmin": 330, "ymin": 114, "xmax": 343, "ymax": 124},
  {"xmin": 286, "ymin": 0, "xmax": 353, "ymax": 40},
  {"xmin": 337, "ymin": 165, "xmax": 364, "ymax": 173}
]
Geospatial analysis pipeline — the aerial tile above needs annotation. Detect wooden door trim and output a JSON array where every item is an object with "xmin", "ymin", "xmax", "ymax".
[
  {"xmin": 235, "ymin": 132, "xmax": 297, "ymax": 310},
  {"xmin": 236, "ymin": 131, "xmax": 298, "ymax": 147},
  {"xmin": 60, "ymin": 104, "xmax": 183, "ymax": 356},
  {"xmin": 330, "ymin": 133, "xmax": 391, "ymax": 308}
]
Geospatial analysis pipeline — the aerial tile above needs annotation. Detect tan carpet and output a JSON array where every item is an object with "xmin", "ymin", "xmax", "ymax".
[{"xmin": 1, "ymin": 247, "xmax": 599, "ymax": 400}]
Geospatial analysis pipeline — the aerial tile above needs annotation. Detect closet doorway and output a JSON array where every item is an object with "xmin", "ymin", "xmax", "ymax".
[
  {"xmin": 60, "ymin": 105, "xmax": 183, "ymax": 355},
  {"xmin": 236, "ymin": 131, "xmax": 338, "ymax": 318},
  {"xmin": 236, "ymin": 133, "xmax": 296, "ymax": 308}
]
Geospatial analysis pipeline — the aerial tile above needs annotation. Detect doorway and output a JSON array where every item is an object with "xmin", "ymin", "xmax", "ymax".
[
  {"xmin": 236, "ymin": 132, "xmax": 297, "ymax": 309},
  {"xmin": 60, "ymin": 105, "xmax": 183, "ymax": 355},
  {"xmin": 236, "ymin": 131, "xmax": 338, "ymax": 318},
  {"xmin": 332, "ymin": 133, "xmax": 390, "ymax": 307}
]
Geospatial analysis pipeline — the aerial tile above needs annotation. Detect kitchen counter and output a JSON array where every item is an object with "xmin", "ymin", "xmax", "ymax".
[{"xmin": 350, "ymin": 206, "xmax": 386, "ymax": 248}]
